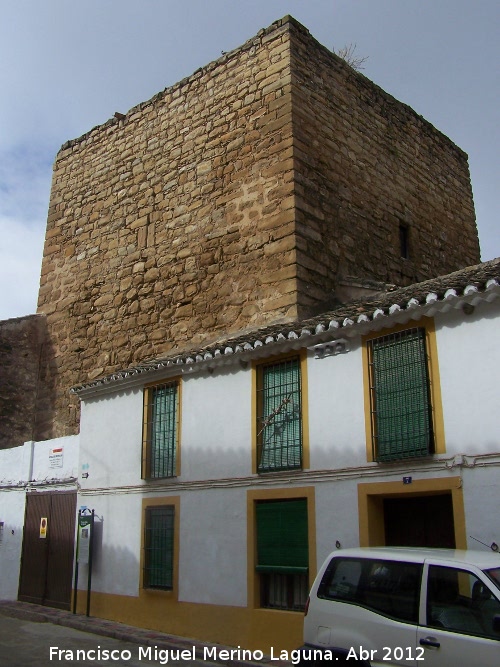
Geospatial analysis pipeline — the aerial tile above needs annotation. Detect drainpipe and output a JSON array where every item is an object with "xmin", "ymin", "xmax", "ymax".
[{"xmin": 28, "ymin": 440, "xmax": 35, "ymax": 484}]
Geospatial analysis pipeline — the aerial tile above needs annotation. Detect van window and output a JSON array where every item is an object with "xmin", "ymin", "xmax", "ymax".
[
  {"xmin": 318, "ymin": 557, "xmax": 422, "ymax": 623},
  {"xmin": 318, "ymin": 558, "xmax": 362, "ymax": 602},
  {"xmin": 485, "ymin": 567, "xmax": 500, "ymax": 589},
  {"xmin": 427, "ymin": 565, "xmax": 500, "ymax": 640}
]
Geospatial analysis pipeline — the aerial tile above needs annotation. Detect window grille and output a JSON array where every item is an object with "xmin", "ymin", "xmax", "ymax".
[
  {"xmin": 143, "ymin": 505, "xmax": 174, "ymax": 590},
  {"xmin": 256, "ymin": 499, "xmax": 309, "ymax": 611},
  {"xmin": 260, "ymin": 571, "xmax": 309, "ymax": 611},
  {"xmin": 143, "ymin": 381, "xmax": 179, "ymax": 479},
  {"xmin": 368, "ymin": 328, "xmax": 434, "ymax": 462},
  {"xmin": 256, "ymin": 357, "xmax": 302, "ymax": 472}
]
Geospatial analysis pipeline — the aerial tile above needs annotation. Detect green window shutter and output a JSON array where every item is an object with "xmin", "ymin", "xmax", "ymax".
[
  {"xmin": 370, "ymin": 328, "xmax": 433, "ymax": 461},
  {"xmin": 144, "ymin": 506, "xmax": 174, "ymax": 589},
  {"xmin": 258, "ymin": 358, "xmax": 302, "ymax": 472},
  {"xmin": 150, "ymin": 382, "xmax": 178, "ymax": 478},
  {"xmin": 256, "ymin": 499, "xmax": 308, "ymax": 574}
]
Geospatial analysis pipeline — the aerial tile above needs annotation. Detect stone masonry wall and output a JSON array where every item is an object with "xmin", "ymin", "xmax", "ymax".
[
  {"xmin": 0, "ymin": 315, "xmax": 50, "ymax": 449},
  {"xmin": 288, "ymin": 20, "xmax": 479, "ymax": 313},
  {"xmin": 35, "ymin": 16, "xmax": 479, "ymax": 440},
  {"xmin": 37, "ymin": 19, "xmax": 298, "ymax": 439}
]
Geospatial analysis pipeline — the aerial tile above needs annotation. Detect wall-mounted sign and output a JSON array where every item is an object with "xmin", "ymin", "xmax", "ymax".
[
  {"xmin": 77, "ymin": 514, "xmax": 93, "ymax": 564},
  {"xmin": 49, "ymin": 447, "xmax": 64, "ymax": 469},
  {"xmin": 39, "ymin": 517, "xmax": 48, "ymax": 538}
]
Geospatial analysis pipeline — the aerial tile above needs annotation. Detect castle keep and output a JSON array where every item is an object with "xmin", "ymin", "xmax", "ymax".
[
  {"xmin": 4, "ymin": 17, "xmax": 500, "ymax": 654},
  {"xmin": 15, "ymin": 17, "xmax": 482, "ymax": 444}
]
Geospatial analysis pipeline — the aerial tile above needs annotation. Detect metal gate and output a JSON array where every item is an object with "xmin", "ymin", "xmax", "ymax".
[{"xmin": 18, "ymin": 491, "xmax": 77, "ymax": 610}]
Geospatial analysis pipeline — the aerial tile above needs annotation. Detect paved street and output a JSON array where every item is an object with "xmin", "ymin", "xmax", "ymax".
[{"xmin": 0, "ymin": 613, "xmax": 203, "ymax": 667}]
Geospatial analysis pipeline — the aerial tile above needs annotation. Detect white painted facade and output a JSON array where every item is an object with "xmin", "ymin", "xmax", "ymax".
[
  {"xmin": 5, "ymin": 263, "xmax": 498, "ymax": 649},
  {"xmin": 0, "ymin": 435, "xmax": 79, "ymax": 599},
  {"xmin": 74, "ymin": 290, "xmax": 500, "ymax": 623},
  {"xmin": 0, "ymin": 485, "xmax": 26, "ymax": 600},
  {"xmin": 435, "ymin": 304, "xmax": 499, "ymax": 451}
]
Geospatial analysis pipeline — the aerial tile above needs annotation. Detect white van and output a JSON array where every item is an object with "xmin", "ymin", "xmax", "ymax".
[{"xmin": 301, "ymin": 547, "xmax": 500, "ymax": 666}]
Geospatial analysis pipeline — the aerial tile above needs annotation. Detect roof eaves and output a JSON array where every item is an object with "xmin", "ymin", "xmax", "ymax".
[{"xmin": 71, "ymin": 258, "xmax": 500, "ymax": 397}]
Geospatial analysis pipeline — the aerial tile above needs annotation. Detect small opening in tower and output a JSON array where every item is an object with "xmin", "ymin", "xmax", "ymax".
[{"xmin": 399, "ymin": 224, "xmax": 410, "ymax": 259}]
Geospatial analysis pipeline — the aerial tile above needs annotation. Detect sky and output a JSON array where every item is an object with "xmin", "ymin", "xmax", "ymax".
[{"xmin": 0, "ymin": 0, "xmax": 498, "ymax": 321}]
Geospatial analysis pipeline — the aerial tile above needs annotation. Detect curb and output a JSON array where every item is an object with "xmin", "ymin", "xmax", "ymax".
[{"xmin": 0, "ymin": 601, "xmax": 278, "ymax": 667}]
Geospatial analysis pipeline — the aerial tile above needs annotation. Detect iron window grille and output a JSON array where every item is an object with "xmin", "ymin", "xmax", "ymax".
[
  {"xmin": 256, "ymin": 357, "xmax": 302, "ymax": 473},
  {"xmin": 143, "ymin": 505, "xmax": 174, "ymax": 590},
  {"xmin": 256, "ymin": 499, "xmax": 309, "ymax": 611},
  {"xmin": 259, "ymin": 571, "xmax": 309, "ymax": 612},
  {"xmin": 143, "ymin": 381, "xmax": 179, "ymax": 479},
  {"xmin": 368, "ymin": 328, "xmax": 434, "ymax": 462}
]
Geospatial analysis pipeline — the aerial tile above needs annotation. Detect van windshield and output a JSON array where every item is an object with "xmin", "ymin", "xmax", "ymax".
[{"xmin": 484, "ymin": 567, "xmax": 500, "ymax": 591}]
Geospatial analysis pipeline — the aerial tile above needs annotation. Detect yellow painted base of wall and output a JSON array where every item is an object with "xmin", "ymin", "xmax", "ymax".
[{"xmin": 74, "ymin": 590, "xmax": 304, "ymax": 653}]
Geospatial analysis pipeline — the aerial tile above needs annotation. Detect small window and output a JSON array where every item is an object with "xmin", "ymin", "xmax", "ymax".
[
  {"xmin": 260, "ymin": 571, "xmax": 309, "ymax": 611},
  {"xmin": 256, "ymin": 499, "xmax": 309, "ymax": 611},
  {"xmin": 485, "ymin": 567, "xmax": 500, "ymax": 589},
  {"xmin": 318, "ymin": 557, "xmax": 422, "ymax": 624},
  {"xmin": 143, "ymin": 505, "xmax": 174, "ymax": 590},
  {"xmin": 318, "ymin": 558, "xmax": 363, "ymax": 602},
  {"xmin": 399, "ymin": 224, "xmax": 410, "ymax": 259},
  {"xmin": 367, "ymin": 328, "xmax": 434, "ymax": 462},
  {"xmin": 142, "ymin": 381, "xmax": 179, "ymax": 478},
  {"xmin": 256, "ymin": 357, "xmax": 302, "ymax": 472}
]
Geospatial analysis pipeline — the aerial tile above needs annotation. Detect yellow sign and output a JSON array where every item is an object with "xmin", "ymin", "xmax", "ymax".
[{"xmin": 39, "ymin": 517, "xmax": 48, "ymax": 539}]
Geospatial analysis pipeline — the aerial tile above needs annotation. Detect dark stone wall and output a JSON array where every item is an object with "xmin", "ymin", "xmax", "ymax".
[{"xmin": 0, "ymin": 315, "xmax": 52, "ymax": 449}]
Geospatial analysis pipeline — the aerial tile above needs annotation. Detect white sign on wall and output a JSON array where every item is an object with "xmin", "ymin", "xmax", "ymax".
[{"xmin": 49, "ymin": 447, "xmax": 64, "ymax": 469}]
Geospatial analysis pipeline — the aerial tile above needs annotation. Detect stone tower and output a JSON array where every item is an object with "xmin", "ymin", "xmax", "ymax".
[{"xmin": 33, "ymin": 16, "xmax": 479, "ymax": 441}]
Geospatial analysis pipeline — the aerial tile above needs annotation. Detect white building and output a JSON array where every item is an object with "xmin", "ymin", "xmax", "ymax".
[
  {"xmin": 0, "ymin": 435, "xmax": 79, "ymax": 605},
  {"xmin": 67, "ymin": 258, "xmax": 500, "ymax": 651},
  {"xmin": 2, "ymin": 258, "xmax": 499, "ymax": 651}
]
